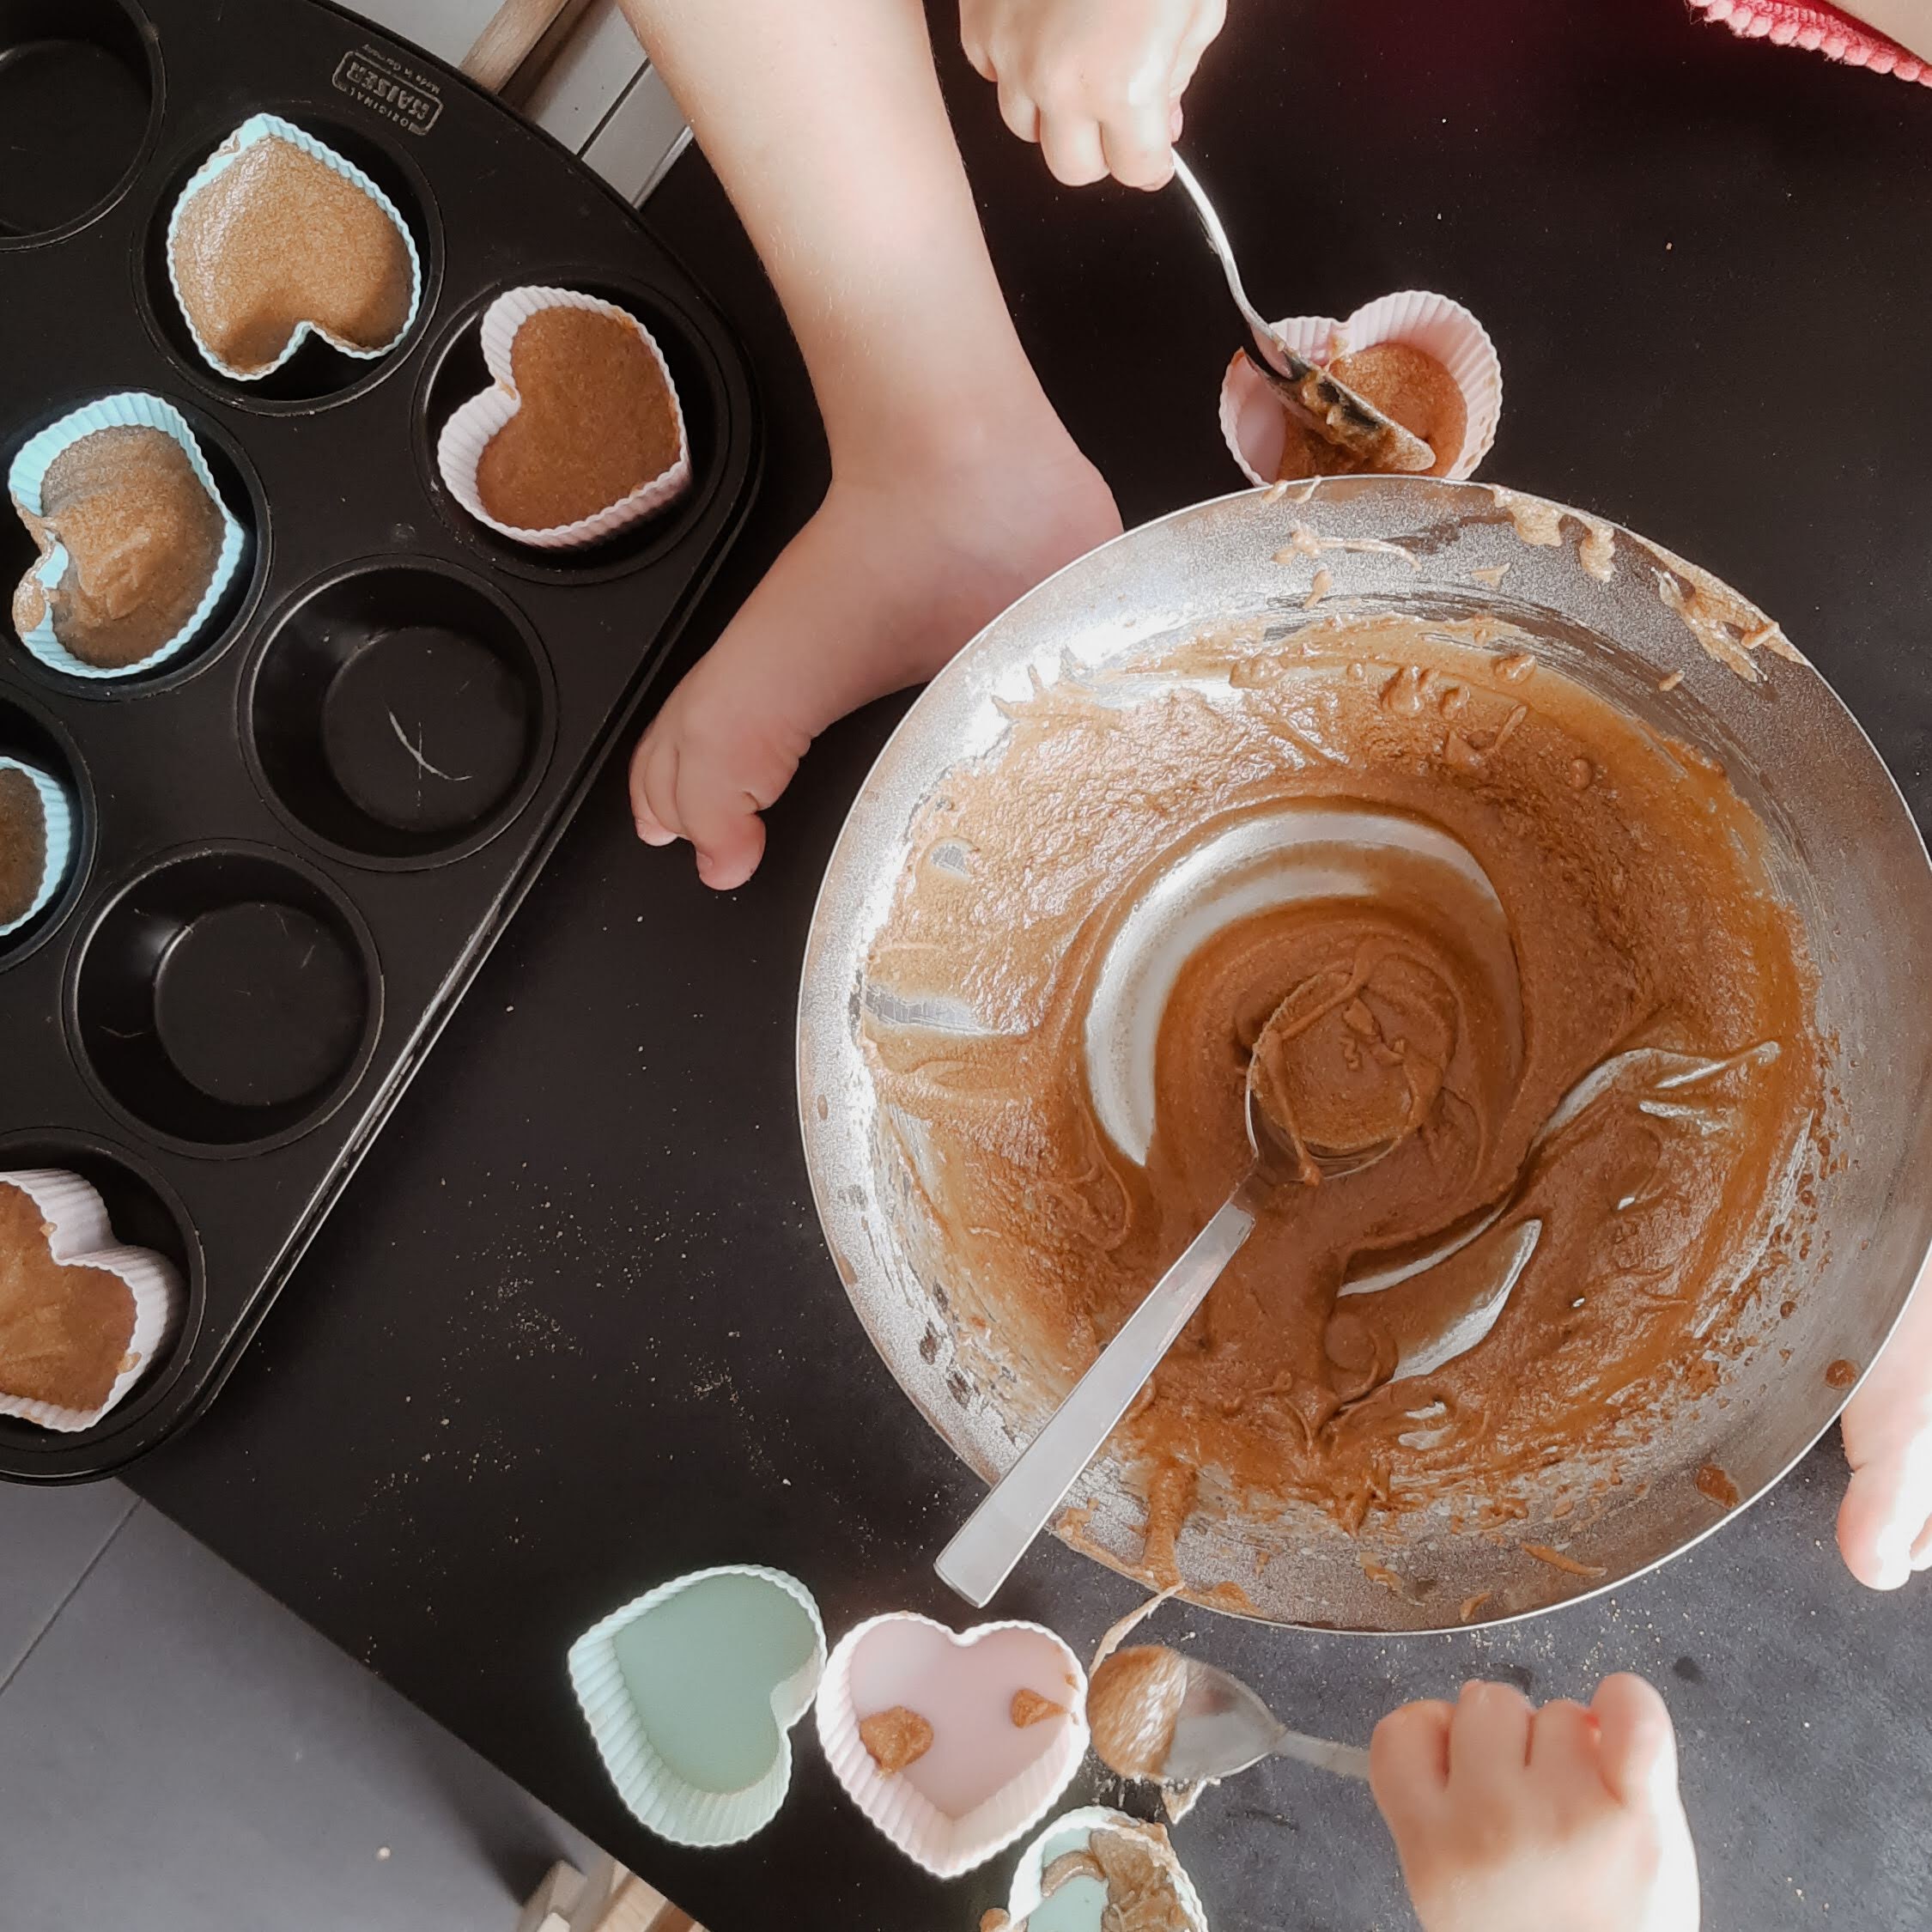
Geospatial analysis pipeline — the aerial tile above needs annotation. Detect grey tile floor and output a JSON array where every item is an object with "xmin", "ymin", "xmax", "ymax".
[{"xmin": 0, "ymin": 1480, "xmax": 592, "ymax": 1932}]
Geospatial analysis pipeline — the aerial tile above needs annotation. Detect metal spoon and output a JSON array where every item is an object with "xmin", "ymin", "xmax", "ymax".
[
  {"xmin": 1169, "ymin": 153, "xmax": 1436, "ymax": 477},
  {"xmin": 1159, "ymin": 1651, "xmax": 1372, "ymax": 1784},
  {"xmin": 935, "ymin": 1000, "xmax": 1394, "ymax": 1608}
]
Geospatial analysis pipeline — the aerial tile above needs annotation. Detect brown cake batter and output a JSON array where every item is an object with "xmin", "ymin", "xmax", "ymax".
[
  {"xmin": 859, "ymin": 1704, "xmax": 934, "ymax": 1774},
  {"xmin": 1277, "ymin": 342, "xmax": 1468, "ymax": 483},
  {"xmin": 11, "ymin": 427, "xmax": 227, "ymax": 668},
  {"xmin": 0, "ymin": 1182, "xmax": 137, "ymax": 1413},
  {"xmin": 171, "ymin": 133, "xmax": 414, "ymax": 374},
  {"xmin": 0, "ymin": 767, "xmax": 48, "ymax": 924},
  {"xmin": 862, "ymin": 613, "xmax": 1818, "ymax": 1572},
  {"xmin": 982, "ymin": 1822, "xmax": 1197, "ymax": 1932},
  {"xmin": 1086, "ymin": 1645, "xmax": 1190, "ymax": 1779},
  {"xmin": 1010, "ymin": 1688, "xmax": 1066, "ymax": 1728},
  {"xmin": 475, "ymin": 306, "xmax": 681, "ymax": 530}
]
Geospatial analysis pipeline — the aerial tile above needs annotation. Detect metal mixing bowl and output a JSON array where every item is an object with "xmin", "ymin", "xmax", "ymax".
[{"xmin": 798, "ymin": 478, "xmax": 1932, "ymax": 1631}]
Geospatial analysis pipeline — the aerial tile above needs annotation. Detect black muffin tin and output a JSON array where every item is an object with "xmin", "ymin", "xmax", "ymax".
[{"xmin": 0, "ymin": 0, "xmax": 758, "ymax": 1479}]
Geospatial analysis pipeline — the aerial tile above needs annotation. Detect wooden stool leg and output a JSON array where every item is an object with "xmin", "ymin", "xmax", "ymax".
[
  {"xmin": 515, "ymin": 1850, "xmax": 708, "ymax": 1932},
  {"xmin": 515, "ymin": 1860, "xmax": 586, "ymax": 1932}
]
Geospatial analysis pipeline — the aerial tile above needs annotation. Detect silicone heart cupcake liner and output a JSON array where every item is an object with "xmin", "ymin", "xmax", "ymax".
[
  {"xmin": 1219, "ymin": 289, "xmax": 1502, "ymax": 488},
  {"xmin": 165, "ymin": 113, "xmax": 424, "ymax": 381},
  {"xmin": 7, "ymin": 391, "xmax": 248, "ymax": 681},
  {"xmin": 435, "ymin": 285, "xmax": 692, "ymax": 550},
  {"xmin": 567, "ymin": 1563, "xmax": 825, "ymax": 1848},
  {"xmin": 816, "ymin": 1613, "xmax": 1089, "ymax": 1880},
  {"xmin": 0, "ymin": 756, "xmax": 74, "ymax": 936},
  {"xmin": 0, "ymin": 1168, "xmax": 182, "ymax": 1433},
  {"xmin": 1000, "ymin": 1806, "xmax": 1210, "ymax": 1930}
]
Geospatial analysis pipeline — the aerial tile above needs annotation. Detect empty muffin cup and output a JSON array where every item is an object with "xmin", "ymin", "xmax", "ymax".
[
  {"xmin": 246, "ymin": 562, "xmax": 553, "ymax": 865},
  {"xmin": 72, "ymin": 847, "xmax": 380, "ymax": 1151},
  {"xmin": 435, "ymin": 286, "xmax": 690, "ymax": 550},
  {"xmin": 165, "ymin": 112, "xmax": 424, "ymax": 383},
  {"xmin": 0, "ymin": 0, "xmax": 156, "ymax": 242},
  {"xmin": 7, "ymin": 392, "xmax": 247, "ymax": 680}
]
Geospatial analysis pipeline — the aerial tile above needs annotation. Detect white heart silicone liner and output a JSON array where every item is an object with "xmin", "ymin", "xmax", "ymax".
[
  {"xmin": 1002, "ymin": 1807, "xmax": 1210, "ymax": 1930},
  {"xmin": 817, "ymin": 1613, "xmax": 1089, "ymax": 1879},
  {"xmin": 435, "ymin": 285, "xmax": 692, "ymax": 550},
  {"xmin": 1219, "ymin": 289, "xmax": 1502, "ymax": 488},
  {"xmin": 0, "ymin": 1169, "xmax": 181, "ymax": 1433}
]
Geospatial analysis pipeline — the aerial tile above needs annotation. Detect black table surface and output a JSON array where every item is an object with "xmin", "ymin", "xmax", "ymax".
[{"xmin": 128, "ymin": 3, "xmax": 1932, "ymax": 1928}]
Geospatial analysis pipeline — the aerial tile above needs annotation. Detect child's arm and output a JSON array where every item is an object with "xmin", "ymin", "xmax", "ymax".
[
  {"xmin": 959, "ymin": 0, "xmax": 1228, "ymax": 188},
  {"xmin": 1370, "ymin": 1675, "xmax": 1700, "ymax": 1932}
]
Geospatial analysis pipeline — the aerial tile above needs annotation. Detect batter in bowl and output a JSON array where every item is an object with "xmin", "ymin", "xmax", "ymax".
[{"xmin": 861, "ymin": 611, "xmax": 1820, "ymax": 1582}]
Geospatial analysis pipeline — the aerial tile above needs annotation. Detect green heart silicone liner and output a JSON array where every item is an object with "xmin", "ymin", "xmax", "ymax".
[{"xmin": 567, "ymin": 1564, "xmax": 825, "ymax": 1847}]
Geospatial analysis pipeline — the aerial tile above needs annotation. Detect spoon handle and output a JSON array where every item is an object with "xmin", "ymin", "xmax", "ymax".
[
  {"xmin": 1272, "ymin": 1729, "xmax": 1374, "ymax": 1781},
  {"xmin": 1170, "ymin": 154, "xmax": 1281, "ymax": 363},
  {"xmin": 935, "ymin": 1194, "xmax": 1259, "ymax": 1607}
]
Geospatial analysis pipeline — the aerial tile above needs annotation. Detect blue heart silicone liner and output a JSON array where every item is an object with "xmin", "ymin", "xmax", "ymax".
[
  {"xmin": 8, "ymin": 392, "xmax": 248, "ymax": 681},
  {"xmin": 166, "ymin": 113, "xmax": 423, "ymax": 381},
  {"xmin": 0, "ymin": 756, "xmax": 73, "ymax": 936}
]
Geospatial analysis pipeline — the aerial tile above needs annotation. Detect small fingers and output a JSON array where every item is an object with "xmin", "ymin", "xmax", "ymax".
[
  {"xmin": 996, "ymin": 76, "xmax": 1041, "ymax": 145},
  {"xmin": 1449, "ymin": 1680, "xmax": 1533, "ymax": 1795},
  {"xmin": 1168, "ymin": 0, "xmax": 1229, "ymax": 100},
  {"xmin": 1099, "ymin": 100, "xmax": 1176, "ymax": 189},
  {"xmin": 1037, "ymin": 109, "xmax": 1109, "ymax": 186},
  {"xmin": 1528, "ymin": 1698, "xmax": 1601, "ymax": 1795},
  {"xmin": 1370, "ymin": 1698, "xmax": 1453, "ymax": 1838},
  {"xmin": 1593, "ymin": 1674, "xmax": 1680, "ymax": 1809}
]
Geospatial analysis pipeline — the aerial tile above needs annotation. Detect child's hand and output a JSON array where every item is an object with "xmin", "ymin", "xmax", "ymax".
[
  {"xmin": 1838, "ymin": 1261, "xmax": 1932, "ymax": 1589},
  {"xmin": 959, "ymin": 0, "xmax": 1227, "ymax": 189},
  {"xmin": 1370, "ymin": 1675, "xmax": 1699, "ymax": 1932}
]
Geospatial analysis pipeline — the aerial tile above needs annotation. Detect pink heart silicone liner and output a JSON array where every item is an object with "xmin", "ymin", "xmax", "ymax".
[
  {"xmin": 816, "ymin": 1613, "xmax": 1089, "ymax": 1879},
  {"xmin": 1219, "ymin": 289, "xmax": 1502, "ymax": 488}
]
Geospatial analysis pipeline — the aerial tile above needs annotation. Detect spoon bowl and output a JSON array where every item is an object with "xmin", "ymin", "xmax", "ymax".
[{"xmin": 1160, "ymin": 1654, "xmax": 1371, "ymax": 1785}]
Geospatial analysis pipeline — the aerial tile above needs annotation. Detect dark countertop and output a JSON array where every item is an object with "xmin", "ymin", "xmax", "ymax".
[{"xmin": 131, "ymin": 3, "xmax": 1932, "ymax": 1928}]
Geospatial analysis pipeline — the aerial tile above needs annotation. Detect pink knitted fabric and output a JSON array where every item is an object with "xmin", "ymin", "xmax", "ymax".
[{"xmin": 1689, "ymin": 0, "xmax": 1932, "ymax": 84}]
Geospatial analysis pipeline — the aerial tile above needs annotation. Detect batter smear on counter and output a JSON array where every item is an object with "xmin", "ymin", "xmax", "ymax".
[{"xmin": 861, "ymin": 613, "xmax": 1819, "ymax": 1578}]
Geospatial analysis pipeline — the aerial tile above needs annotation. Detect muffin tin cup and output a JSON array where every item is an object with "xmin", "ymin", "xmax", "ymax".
[
  {"xmin": 566, "ymin": 1564, "xmax": 827, "ymax": 1849},
  {"xmin": 7, "ymin": 391, "xmax": 248, "ymax": 681},
  {"xmin": 0, "ymin": 0, "xmax": 161, "ymax": 247},
  {"xmin": 815, "ymin": 1613, "xmax": 1089, "ymax": 1880},
  {"xmin": 163, "ymin": 112, "xmax": 425, "ymax": 383},
  {"xmin": 0, "ymin": 755, "xmax": 74, "ymax": 935},
  {"xmin": 434, "ymin": 285, "xmax": 692, "ymax": 550},
  {"xmin": 1219, "ymin": 289, "xmax": 1503, "ymax": 487},
  {"xmin": 0, "ymin": 1166, "xmax": 181, "ymax": 1433}
]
